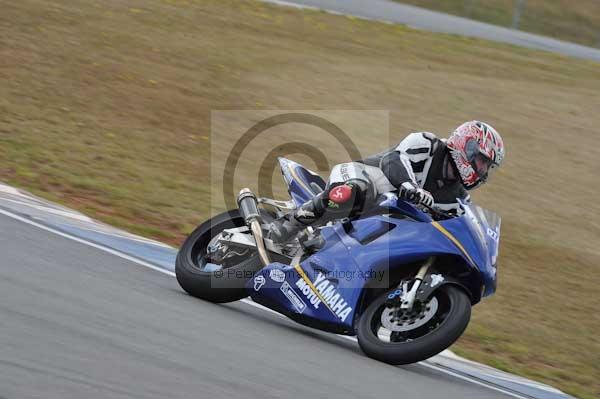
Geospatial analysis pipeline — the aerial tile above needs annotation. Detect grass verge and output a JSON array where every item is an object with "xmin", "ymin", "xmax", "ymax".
[{"xmin": 396, "ymin": 0, "xmax": 600, "ymax": 48}]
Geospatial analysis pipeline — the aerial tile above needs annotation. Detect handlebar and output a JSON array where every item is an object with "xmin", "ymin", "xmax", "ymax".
[
  {"xmin": 420, "ymin": 204, "xmax": 454, "ymax": 220},
  {"xmin": 377, "ymin": 194, "xmax": 456, "ymax": 221}
]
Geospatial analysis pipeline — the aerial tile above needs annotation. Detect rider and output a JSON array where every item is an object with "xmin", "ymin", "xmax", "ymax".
[{"xmin": 269, "ymin": 120, "xmax": 505, "ymax": 243}]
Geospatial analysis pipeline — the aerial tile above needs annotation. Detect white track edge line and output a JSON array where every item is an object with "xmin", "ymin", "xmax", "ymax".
[
  {"xmin": 0, "ymin": 208, "xmax": 288, "ymax": 317},
  {"xmin": 0, "ymin": 208, "xmax": 173, "ymax": 277},
  {"xmin": 0, "ymin": 197, "xmax": 93, "ymax": 221},
  {"xmin": 0, "ymin": 206, "xmax": 529, "ymax": 399},
  {"xmin": 418, "ymin": 362, "xmax": 530, "ymax": 399},
  {"xmin": 1, "ymin": 197, "xmax": 172, "ymax": 247}
]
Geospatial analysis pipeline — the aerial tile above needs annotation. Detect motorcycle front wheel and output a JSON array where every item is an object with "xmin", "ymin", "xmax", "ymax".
[{"xmin": 356, "ymin": 285, "xmax": 471, "ymax": 365}]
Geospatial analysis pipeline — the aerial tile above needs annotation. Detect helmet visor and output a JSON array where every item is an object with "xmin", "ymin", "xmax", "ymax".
[
  {"xmin": 471, "ymin": 152, "xmax": 494, "ymax": 182},
  {"xmin": 464, "ymin": 138, "xmax": 497, "ymax": 183}
]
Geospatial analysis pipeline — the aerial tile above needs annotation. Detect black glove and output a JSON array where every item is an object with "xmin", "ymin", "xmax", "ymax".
[{"xmin": 399, "ymin": 182, "xmax": 434, "ymax": 208}]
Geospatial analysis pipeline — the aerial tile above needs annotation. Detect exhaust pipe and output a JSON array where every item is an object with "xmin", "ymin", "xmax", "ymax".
[{"xmin": 237, "ymin": 188, "xmax": 271, "ymax": 266}]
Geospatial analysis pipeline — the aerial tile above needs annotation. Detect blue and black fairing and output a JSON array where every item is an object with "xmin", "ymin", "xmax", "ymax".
[
  {"xmin": 247, "ymin": 161, "xmax": 501, "ymax": 335},
  {"xmin": 278, "ymin": 157, "xmax": 326, "ymax": 207}
]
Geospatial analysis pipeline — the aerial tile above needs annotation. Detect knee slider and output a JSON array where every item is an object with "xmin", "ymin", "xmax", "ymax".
[{"xmin": 326, "ymin": 179, "xmax": 370, "ymax": 213}]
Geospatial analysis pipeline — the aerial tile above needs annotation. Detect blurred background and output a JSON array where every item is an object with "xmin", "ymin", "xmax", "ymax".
[
  {"xmin": 398, "ymin": 0, "xmax": 600, "ymax": 48},
  {"xmin": 0, "ymin": 1, "xmax": 598, "ymax": 398}
]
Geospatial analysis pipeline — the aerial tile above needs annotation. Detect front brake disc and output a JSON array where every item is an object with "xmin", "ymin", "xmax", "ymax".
[{"xmin": 380, "ymin": 297, "xmax": 439, "ymax": 332}]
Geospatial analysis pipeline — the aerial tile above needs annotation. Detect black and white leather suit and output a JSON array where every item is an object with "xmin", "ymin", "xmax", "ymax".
[{"xmin": 271, "ymin": 132, "xmax": 470, "ymax": 241}]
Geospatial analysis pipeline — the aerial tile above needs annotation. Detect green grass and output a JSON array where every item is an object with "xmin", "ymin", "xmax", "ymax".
[
  {"xmin": 396, "ymin": 0, "xmax": 600, "ymax": 48},
  {"xmin": 0, "ymin": 1, "xmax": 599, "ymax": 397}
]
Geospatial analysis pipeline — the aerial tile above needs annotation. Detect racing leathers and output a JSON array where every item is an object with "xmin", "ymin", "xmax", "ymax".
[{"xmin": 269, "ymin": 132, "xmax": 471, "ymax": 242}]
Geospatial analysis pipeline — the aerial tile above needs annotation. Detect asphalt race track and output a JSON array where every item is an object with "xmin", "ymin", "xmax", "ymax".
[
  {"xmin": 0, "ymin": 213, "xmax": 519, "ymax": 399},
  {"xmin": 267, "ymin": 0, "xmax": 600, "ymax": 62}
]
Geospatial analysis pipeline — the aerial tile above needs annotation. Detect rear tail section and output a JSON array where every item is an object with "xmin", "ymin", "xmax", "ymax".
[{"xmin": 278, "ymin": 157, "xmax": 326, "ymax": 206}]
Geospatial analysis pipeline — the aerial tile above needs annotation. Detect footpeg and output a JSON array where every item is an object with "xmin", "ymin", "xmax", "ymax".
[{"xmin": 300, "ymin": 235, "xmax": 325, "ymax": 252}]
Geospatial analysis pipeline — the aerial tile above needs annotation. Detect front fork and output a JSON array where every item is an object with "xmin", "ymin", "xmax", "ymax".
[{"xmin": 393, "ymin": 256, "xmax": 435, "ymax": 311}]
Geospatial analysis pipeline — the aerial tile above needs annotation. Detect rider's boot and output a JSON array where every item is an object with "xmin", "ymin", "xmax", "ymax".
[
  {"xmin": 269, "ymin": 196, "xmax": 325, "ymax": 243},
  {"xmin": 269, "ymin": 183, "xmax": 357, "ymax": 244}
]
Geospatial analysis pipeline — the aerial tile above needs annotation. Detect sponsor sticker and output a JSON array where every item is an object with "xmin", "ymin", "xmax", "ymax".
[
  {"xmin": 280, "ymin": 281, "xmax": 306, "ymax": 313},
  {"xmin": 269, "ymin": 269, "xmax": 286, "ymax": 283},
  {"xmin": 295, "ymin": 272, "xmax": 352, "ymax": 322},
  {"xmin": 253, "ymin": 275, "xmax": 266, "ymax": 291},
  {"xmin": 487, "ymin": 227, "xmax": 499, "ymax": 241}
]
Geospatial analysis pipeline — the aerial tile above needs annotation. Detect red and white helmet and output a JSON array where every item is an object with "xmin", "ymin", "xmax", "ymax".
[{"xmin": 447, "ymin": 121, "xmax": 505, "ymax": 190}]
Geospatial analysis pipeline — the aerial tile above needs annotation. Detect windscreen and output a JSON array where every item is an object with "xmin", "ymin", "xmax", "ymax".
[{"xmin": 462, "ymin": 202, "xmax": 501, "ymax": 267}]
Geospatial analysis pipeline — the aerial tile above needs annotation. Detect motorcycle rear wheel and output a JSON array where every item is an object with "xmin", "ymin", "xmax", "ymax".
[
  {"xmin": 356, "ymin": 285, "xmax": 471, "ymax": 365},
  {"xmin": 175, "ymin": 209, "xmax": 270, "ymax": 303}
]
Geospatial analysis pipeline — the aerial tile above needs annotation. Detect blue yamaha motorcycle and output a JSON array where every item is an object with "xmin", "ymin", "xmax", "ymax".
[{"xmin": 176, "ymin": 158, "xmax": 501, "ymax": 364}]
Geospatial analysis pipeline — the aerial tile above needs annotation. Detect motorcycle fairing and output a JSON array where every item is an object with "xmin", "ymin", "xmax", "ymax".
[
  {"xmin": 282, "ymin": 164, "xmax": 499, "ymax": 293},
  {"xmin": 448, "ymin": 201, "xmax": 501, "ymax": 297},
  {"xmin": 278, "ymin": 157, "xmax": 326, "ymax": 207},
  {"xmin": 249, "ymin": 161, "xmax": 501, "ymax": 333},
  {"xmin": 248, "ymin": 214, "xmax": 494, "ymax": 332}
]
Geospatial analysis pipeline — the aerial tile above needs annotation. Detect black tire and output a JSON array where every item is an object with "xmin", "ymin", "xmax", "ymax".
[
  {"xmin": 357, "ymin": 285, "xmax": 471, "ymax": 365},
  {"xmin": 175, "ymin": 210, "xmax": 264, "ymax": 303}
]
